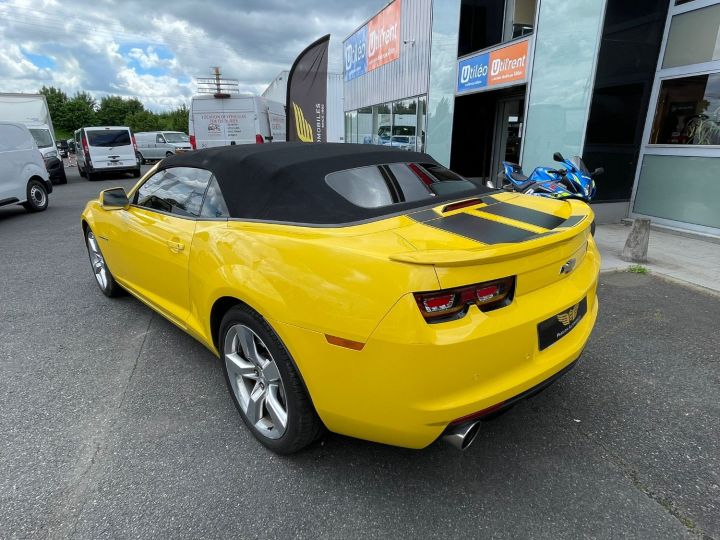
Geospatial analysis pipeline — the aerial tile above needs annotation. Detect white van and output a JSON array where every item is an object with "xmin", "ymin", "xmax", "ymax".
[
  {"xmin": 74, "ymin": 126, "xmax": 141, "ymax": 181},
  {"xmin": 135, "ymin": 131, "xmax": 193, "ymax": 162},
  {"xmin": 0, "ymin": 122, "xmax": 52, "ymax": 213},
  {"xmin": 188, "ymin": 95, "xmax": 286, "ymax": 149}
]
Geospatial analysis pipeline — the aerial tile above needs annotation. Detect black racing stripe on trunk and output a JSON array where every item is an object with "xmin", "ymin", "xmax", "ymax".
[
  {"xmin": 477, "ymin": 202, "xmax": 565, "ymax": 229},
  {"xmin": 422, "ymin": 213, "xmax": 537, "ymax": 245},
  {"xmin": 408, "ymin": 209, "xmax": 438, "ymax": 222},
  {"xmin": 559, "ymin": 215, "xmax": 585, "ymax": 227}
]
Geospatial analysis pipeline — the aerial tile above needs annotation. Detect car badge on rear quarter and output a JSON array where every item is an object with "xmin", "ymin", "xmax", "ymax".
[{"xmin": 560, "ymin": 258, "xmax": 576, "ymax": 275}]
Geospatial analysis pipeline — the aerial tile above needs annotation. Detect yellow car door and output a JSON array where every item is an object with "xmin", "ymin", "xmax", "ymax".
[
  {"xmin": 118, "ymin": 207, "xmax": 196, "ymax": 326},
  {"xmin": 114, "ymin": 166, "xmax": 214, "ymax": 327}
]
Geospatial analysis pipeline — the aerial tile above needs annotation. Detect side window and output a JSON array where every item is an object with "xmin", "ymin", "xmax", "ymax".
[
  {"xmin": 156, "ymin": 134, "xmax": 165, "ymax": 143},
  {"xmin": 134, "ymin": 167, "xmax": 212, "ymax": 217},
  {"xmin": 199, "ymin": 176, "xmax": 230, "ymax": 218}
]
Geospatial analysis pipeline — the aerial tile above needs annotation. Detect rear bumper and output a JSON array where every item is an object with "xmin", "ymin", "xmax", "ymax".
[
  {"xmin": 276, "ymin": 240, "xmax": 601, "ymax": 449},
  {"xmin": 89, "ymin": 165, "xmax": 139, "ymax": 173}
]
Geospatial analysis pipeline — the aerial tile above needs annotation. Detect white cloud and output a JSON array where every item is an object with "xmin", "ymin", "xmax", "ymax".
[{"xmin": 0, "ymin": 0, "xmax": 387, "ymax": 111}]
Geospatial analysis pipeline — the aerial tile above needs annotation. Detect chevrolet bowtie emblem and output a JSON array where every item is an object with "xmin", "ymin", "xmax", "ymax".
[
  {"xmin": 560, "ymin": 258, "xmax": 576, "ymax": 275},
  {"xmin": 557, "ymin": 304, "xmax": 579, "ymax": 326}
]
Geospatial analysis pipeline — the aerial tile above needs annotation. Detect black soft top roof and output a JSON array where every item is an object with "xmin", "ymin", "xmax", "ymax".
[{"xmin": 160, "ymin": 143, "xmax": 480, "ymax": 225}]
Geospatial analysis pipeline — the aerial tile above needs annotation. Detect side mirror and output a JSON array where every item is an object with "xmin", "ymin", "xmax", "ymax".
[
  {"xmin": 553, "ymin": 151, "xmax": 564, "ymax": 162},
  {"xmin": 592, "ymin": 167, "xmax": 604, "ymax": 177},
  {"xmin": 100, "ymin": 187, "xmax": 129, "ymax": 210}
]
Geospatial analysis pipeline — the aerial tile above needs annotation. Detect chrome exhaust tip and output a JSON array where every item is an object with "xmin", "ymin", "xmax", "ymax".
[{"xmin": 442, "ymin": 421, "xmax": 481, "ymax": 451}]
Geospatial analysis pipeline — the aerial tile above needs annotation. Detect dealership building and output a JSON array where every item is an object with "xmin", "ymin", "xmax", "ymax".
[{"xmin": 342, "ymin": 0, "xmax": 720, "ymax": 235}]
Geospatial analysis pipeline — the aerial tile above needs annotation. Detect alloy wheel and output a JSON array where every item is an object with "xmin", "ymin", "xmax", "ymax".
[
  {"xmin": 86, "ymin": 231, "xmax": 108, "ymax": 290},
  {"xmin": 224, "ymin": 324, "xmax": 288, "ymax": 439}
]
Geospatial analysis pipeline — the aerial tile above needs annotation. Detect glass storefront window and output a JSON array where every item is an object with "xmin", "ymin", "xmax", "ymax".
[
  {"xmin": 520, "ymin": 0, "xmax": 606, "ymax": 171},
  {"xmin": 376, "ymin": 103, "xmax": 392, "ymax": 145},
  {"xmin": 357, "ymin": 107, "xmax": 373, "ymax": 144},
  {"xmin": 391, "ymin": 98, "xmax": 418, "ymax": 151},
  {"xmin": 344, "ymin": 111, "xmax": 358, "ymax": 143},
  {"xmin": 428, "ymin": 0, "xmax": 462, "ymax": 166},
  {"xmin": 345, "ymin": 95, "xmax": 428, "ymax": 150},
  {"xmin": 649, "ymin": 74, "xmax": 720, "ymax": 145},
  {"xmin": 458, "ymin": 0, "xmax": 505, "ymax": 57},
  {"xmin": 510, "ymin": 0, "xmax": 537, "ymax": 40},
  {"xmin": 417, "ymin": 96, "xmax": 427, "ymax": 152},
  {"xmin": 663, "ymin": 4, "xmax": 720, "ymax": 68},
  {"xmin": 633, "ymin": 155, "xmax": 720, "ymax": 229}
]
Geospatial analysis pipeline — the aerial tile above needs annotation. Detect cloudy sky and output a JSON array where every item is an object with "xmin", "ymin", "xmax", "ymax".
[{"xmin": 0, "ymin": 0, "xmax": 386, "ymax": 111}]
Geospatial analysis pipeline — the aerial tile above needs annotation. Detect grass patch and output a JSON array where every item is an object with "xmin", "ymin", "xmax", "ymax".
[{"xmin": 628, "ymin": 264, "xmax": 649, "ymax": 274}]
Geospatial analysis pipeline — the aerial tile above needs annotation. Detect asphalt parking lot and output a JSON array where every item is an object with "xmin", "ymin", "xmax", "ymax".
[{"xmin": 1, "ymin": 164, "xmax": 718, "ymax": 539}]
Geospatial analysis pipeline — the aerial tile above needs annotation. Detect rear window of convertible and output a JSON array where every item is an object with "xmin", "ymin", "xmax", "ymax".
[{"xmin": 325, "ymin": 163, "xmax": 478, "ymax": 208}]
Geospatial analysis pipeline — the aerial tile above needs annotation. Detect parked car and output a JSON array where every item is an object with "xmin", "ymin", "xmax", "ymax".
[
  {"xmin": 0, "ymin": 122, "xmax": 52, "ymax": 212},
  {"xmin": 67, "ymin": 138, "xmax": 76, "ymax": 154},
  {"xmin": 74, "ymin": 126, "xmax": 141, "ymax": 180},
  {"xmin": 382, "ymin": 135, "xmax": 417, "ymax": 151},
  {"xmin": 80, "ymin": 143, "xmax": 600, "ymax": 454},
  {"xmin": 56, "ymin": 139, "xmax": 69, "ymax": 158},
  {"xmin": 135, "ymin": 131, "xmax": 192, "ymax": 163}
]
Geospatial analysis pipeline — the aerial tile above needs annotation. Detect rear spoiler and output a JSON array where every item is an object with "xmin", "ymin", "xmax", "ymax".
[{"xmin": 390, "ymin": 214, "xmax": 592, "ymax": 267}]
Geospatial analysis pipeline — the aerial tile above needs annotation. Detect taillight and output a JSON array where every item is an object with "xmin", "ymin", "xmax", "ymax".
[
  {"xmin": 414, "ymin": 277, "xmax": 515, "ymax": 322},
  {"xmin": 82, "ymin": 135, "xmax": 89, "ymax": 155},
  {"xmin": 255, "ymin": 134, "xmax": 264, "ymax": 144},
  {"xmin": 131, "ymin": 134, "xmax": 138, "ymax": 152},
  {"xmin": 190, "ymin": 135, "xmax": 196, "ymax": 150}
]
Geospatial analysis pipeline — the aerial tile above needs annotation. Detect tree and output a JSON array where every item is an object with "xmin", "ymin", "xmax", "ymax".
[
  {"xmin": 97, "ymin": 95, "xmax": 145, "ymax": 126},
  {"xmin": 38, "ymin": 86, "xmax": 68, "ymax": 132},
  {"xmin": 57, "ymin": 92, "xmax": 97, "ymax": 133},
  {"xmin": 158, "ymin": 104, "xmax": 189, "ymax": 133},
  {"xmin": 125, "ymin": 110, "xmax": 162, "ymax": 132}
]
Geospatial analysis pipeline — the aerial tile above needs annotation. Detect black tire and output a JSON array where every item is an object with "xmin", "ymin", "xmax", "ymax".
[
  {"xmin": 137, "ymin": 152, "xmax": 145, "ymax": 165},
  {"xmin": 22, "ymin": 179, "xmax": 49, "ymax": 212},
  {"xmin": 220, "ymin": 305, "xmax": 323, "ymax": 454},
  {"xmin": 165, "ymin": 151, "xmax": 173, "ymax": 158},
  {"xmin": 79, "ymin": 163, "xmax": 87, "ymax": 178},
  {"xmin": 132, "ymin": 168, "xmax": 141, "ymax": 178},
  {"xmin": 84, "ymin": 227, "xmax": 123, "ymax": 297}
]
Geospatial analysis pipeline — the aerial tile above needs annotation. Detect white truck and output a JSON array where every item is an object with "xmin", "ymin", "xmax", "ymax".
[
  {"xmin": 0, "ymin": 93, "xmax": 66, "ymax": 184},
  {"xmin": 188, "ymin": 95, "xmax": 286, "ymax": 150}
]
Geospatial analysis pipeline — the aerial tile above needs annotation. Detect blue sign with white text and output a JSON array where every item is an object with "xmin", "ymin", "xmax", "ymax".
[
  {"xmin": 344, "ymin": 26, "xmax": 368, "ymax": 81},
  {"xmin": 456, "ymin": 52, "xmax": 489, "ymax": 94}
]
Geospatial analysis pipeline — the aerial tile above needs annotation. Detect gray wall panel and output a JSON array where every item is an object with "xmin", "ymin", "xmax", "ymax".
[{"xmin": 343, "ymin": 0, "xmax": 432, "ymax": 111}]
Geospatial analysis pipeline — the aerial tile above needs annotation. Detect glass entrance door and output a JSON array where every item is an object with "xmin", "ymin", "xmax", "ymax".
[{"xmin": 491, "ymin": 97, "xmax": 525, "ymax": 186}]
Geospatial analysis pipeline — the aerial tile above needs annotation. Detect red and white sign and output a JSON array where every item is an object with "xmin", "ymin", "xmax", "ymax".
[{"xmin": 367, "ymin": 0, "xmax": 401, "ymax": 72}]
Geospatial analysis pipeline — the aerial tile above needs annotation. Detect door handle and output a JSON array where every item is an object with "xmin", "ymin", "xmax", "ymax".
[{"xmin": 167, "ymin": 240, "xmax": 185, "ymax": 253}]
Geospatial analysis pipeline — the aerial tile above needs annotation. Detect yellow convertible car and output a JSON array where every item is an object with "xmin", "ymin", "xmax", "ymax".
[{"xmin": 81, "ymin": 143, "xmax": 600, "ymax": 453}]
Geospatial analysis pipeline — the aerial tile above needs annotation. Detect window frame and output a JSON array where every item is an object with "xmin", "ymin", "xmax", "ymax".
[
  {"xmin": 130, "ymin": 166, "xmax": 229, "ymax": 221},
  {"xmin": 628, "ymin": 0, "xmax": 720, "ymax": 236}
]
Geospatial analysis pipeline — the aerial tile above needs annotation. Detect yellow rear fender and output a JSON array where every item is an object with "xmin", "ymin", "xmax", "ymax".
[{"xmin": 193, "ymin": 222, "xmax": 440, "ymax": 347}]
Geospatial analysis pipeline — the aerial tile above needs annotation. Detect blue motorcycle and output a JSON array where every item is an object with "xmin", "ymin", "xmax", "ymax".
[{"xmin": 498, "ymin": 152, "xmax": 603, "ymax": 202}]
